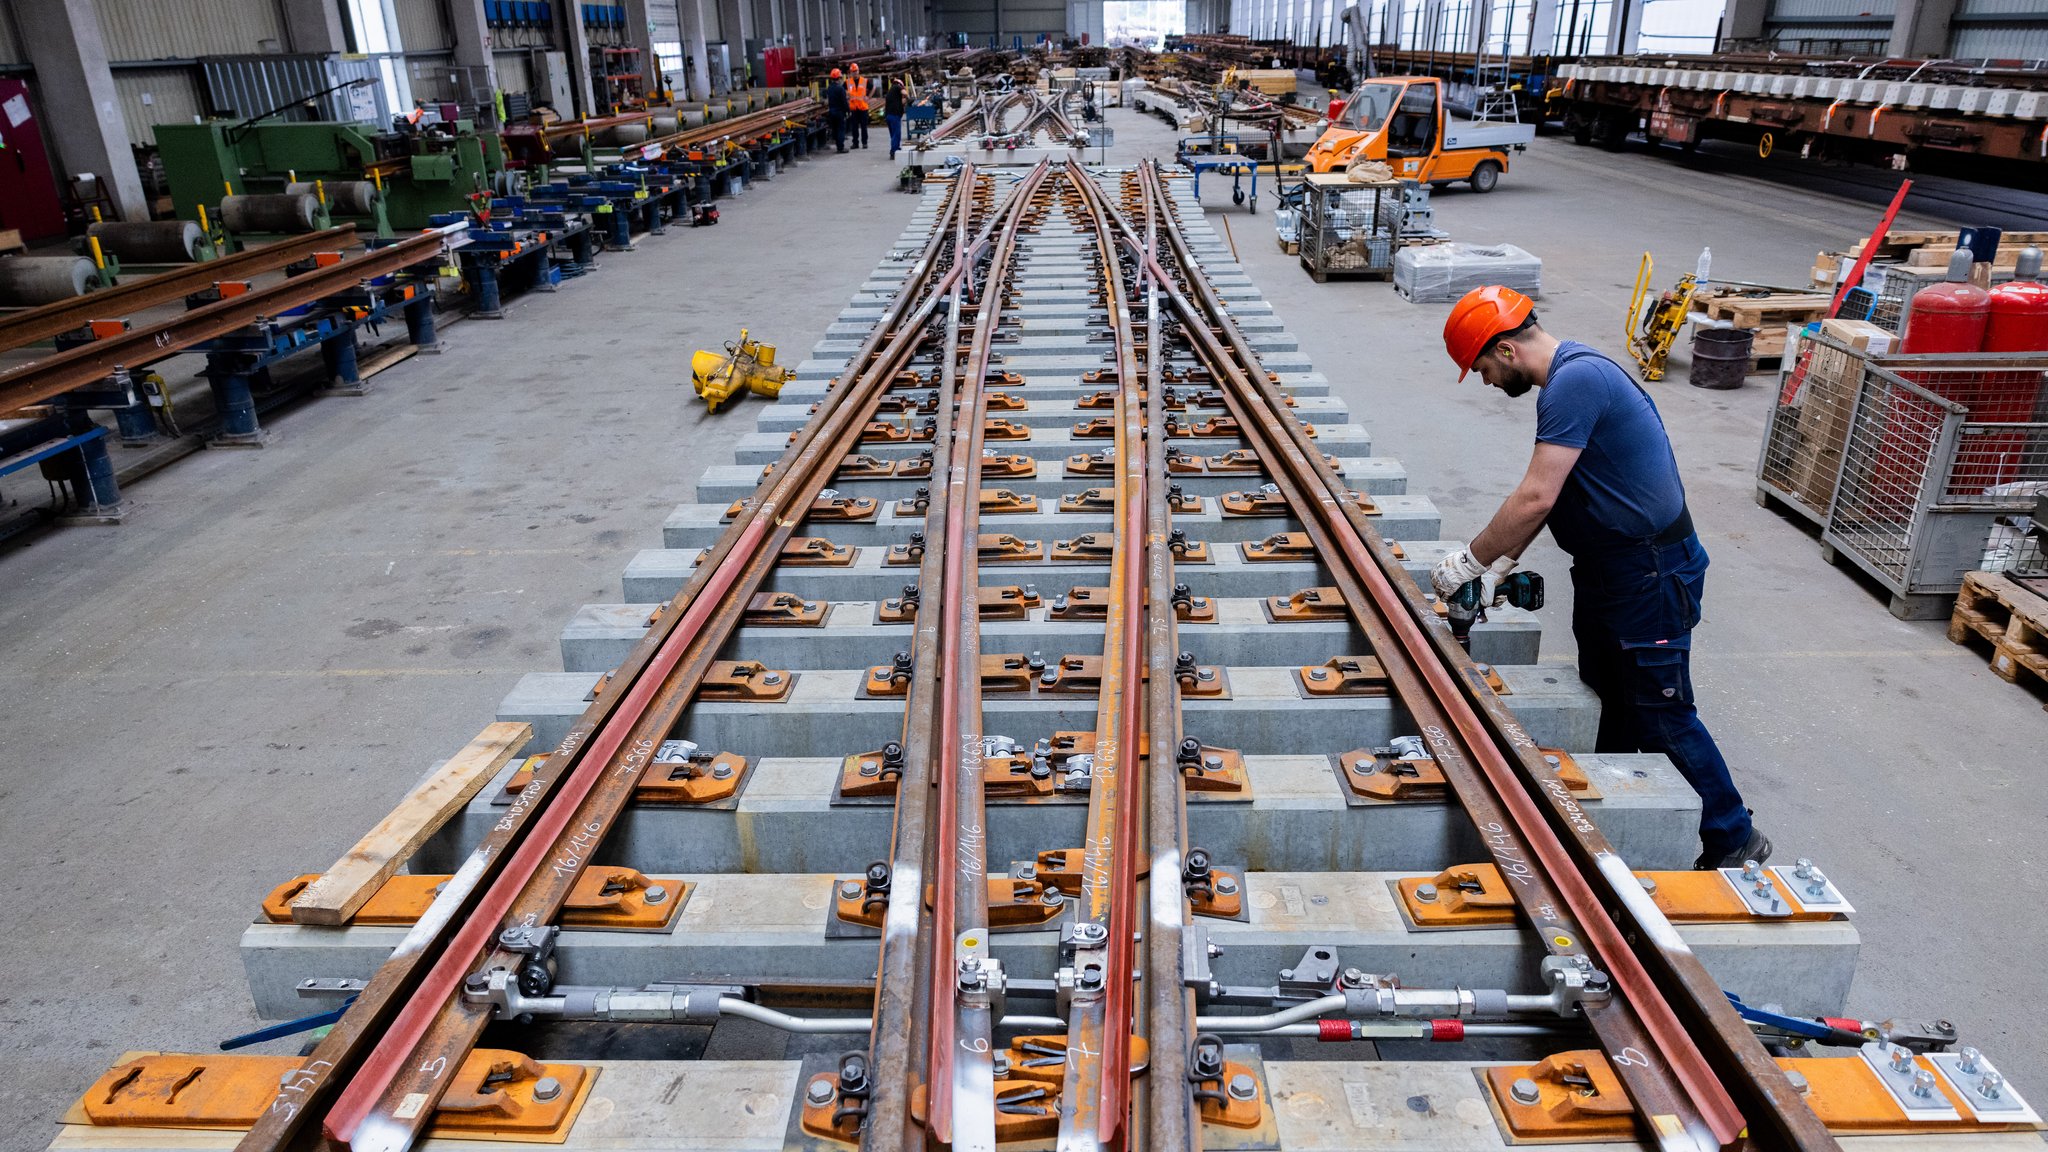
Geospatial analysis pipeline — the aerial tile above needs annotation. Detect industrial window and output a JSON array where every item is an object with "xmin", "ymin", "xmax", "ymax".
[
  {"xmin": 655, "ymin": 39, "xmax": 685, "ymax": 77},
  {"xmin": 1636, "ymin": 0, "xmax": 1726, "ymax": 51},
  {"xmin": 1551, "ymin": 0, "xmax": 1613, "ymax": 53},
  {"xmin": 340, "ymin": 0, "xmax": 413, "ymax": 117},
  {"xmin": 1104, "ymin": 0, "xmax": 1185, "ymax": 47}
]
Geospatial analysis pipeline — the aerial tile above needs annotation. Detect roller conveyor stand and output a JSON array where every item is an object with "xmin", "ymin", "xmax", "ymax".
[{"xmin": 50, "ymin": 163, "xmax": 2047, "ymax": 1152}]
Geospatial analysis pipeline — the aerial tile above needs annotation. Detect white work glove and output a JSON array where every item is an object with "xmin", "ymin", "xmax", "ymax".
[
  {"xmin": 1430, "ymin": 548, "xmax": 1489, "ymax": 600},
  {"xmin": 1477, "ymin": 553, "xmax": 1518, "ymax": 607}
]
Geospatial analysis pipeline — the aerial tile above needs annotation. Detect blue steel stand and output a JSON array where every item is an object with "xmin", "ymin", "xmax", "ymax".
[
  {"xmin": 65, "ymin": 411, "xmax": 124, "ymax": 518},
  {"xmin": 323, "ymin": 328, "xmax": 366, "ymax": 394},
  {"xmin": 406, "ymin": 294, "xmax": 441, "ymax": 353},
  {"xmin": 472, "ymin": 257, "xmax": 505, "ymax": 319},
  {"xmin": 111, "ymin": 371, "xmax": 159, "ymax": 444},
  {"xmin": 205, "ymin": 352, "xmax": 267, "ymax": 447}
]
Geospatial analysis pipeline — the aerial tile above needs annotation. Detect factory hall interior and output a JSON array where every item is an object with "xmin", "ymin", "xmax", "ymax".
[{"xmin": 8, "ymin": 0, "xmax": 2048, "ymax": 1147}]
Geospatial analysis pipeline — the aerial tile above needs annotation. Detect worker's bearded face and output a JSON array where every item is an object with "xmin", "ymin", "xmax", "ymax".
[{"xmin": 1474, "ymin": 348, "xmax": 1538, "ymax": 398}]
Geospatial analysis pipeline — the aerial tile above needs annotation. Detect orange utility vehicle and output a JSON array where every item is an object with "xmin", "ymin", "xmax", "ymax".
[{"xmin": 1307, "ymin": 76, "xmax": 1533, "ymax": 191}]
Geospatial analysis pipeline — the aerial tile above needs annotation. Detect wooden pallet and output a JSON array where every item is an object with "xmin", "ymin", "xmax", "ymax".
[
  {"xmin": 1698, "ymin": 291, "xmax": 1833, "ymax": 331},
  {"xmin": 1849, "ymin": 230, "xmax": 2048, "ymax": 261},
  {"xmin": 1948, "ymin": 570, "xmax": 2048, "ymax": 707}
]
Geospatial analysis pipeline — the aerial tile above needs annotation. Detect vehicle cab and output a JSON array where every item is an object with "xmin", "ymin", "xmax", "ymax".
[{"xmin": 1307, "ymin": 76, "xmax": 1531, "ymax": 192}]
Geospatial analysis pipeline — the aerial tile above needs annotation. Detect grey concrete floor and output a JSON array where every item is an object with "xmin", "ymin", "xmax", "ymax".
[{"xmin": 2, "ymin": 103, "xmax": 2046, "ymax": 1149}]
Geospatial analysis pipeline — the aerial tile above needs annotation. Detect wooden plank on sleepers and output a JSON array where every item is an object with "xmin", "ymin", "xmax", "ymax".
[{"xmin": 288, "ymin": 721, "xmax": 533, "ymax": 925}]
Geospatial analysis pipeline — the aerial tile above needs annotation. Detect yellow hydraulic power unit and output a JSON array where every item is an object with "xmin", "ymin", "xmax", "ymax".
[
  {"xmin": 690, "ymin": 329, "xmax": 792, "ymax": 413},
  {"xmin": 1626, "ymin": 251, "xmax": 1698, "ymax": 382}
]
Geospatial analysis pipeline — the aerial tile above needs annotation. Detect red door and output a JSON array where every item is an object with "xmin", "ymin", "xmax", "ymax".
[{"xmin": 0, "ymin": 78, "xmax": 67, "ymax": 242}]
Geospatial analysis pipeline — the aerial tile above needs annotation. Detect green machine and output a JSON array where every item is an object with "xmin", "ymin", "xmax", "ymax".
[{"xmin": 156, "ymin": 119, "xmax": 511, "ymax": 236}]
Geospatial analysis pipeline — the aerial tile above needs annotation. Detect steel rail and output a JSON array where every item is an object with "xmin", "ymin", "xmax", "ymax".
[
  {"xmin": 928, "ymin": 160, "xmax": 1054, "ymax": 1152},
  {"xmin": 1138, "ymin": 162, "xmax": 1838, "ymax": 1150},
  {"xmin": 1055, "ymin": 160, "xmax": 1148, "ymax": 1152},
  {"xmin": 0, "ymin": 227, "xmax": 453, "ymax": 417},
  {"xmin": 321, "ymin": 180, "xmax": 985, "ymax": 1152},
  {"xmin": 1128, "ymin": 167, "xmax": 1198, "ymax": 1152},
  {"xmin": 0, "ymin": 226, "xmax": 361, "ymax": 355},
  {"xmin": 225, "ymin": 186, "xmax": 977, "ymax": 1152},
  {"xmin": 636, "ymin": 99, "xmax": 823, "ymax": 156},
  {"xmin": 1121, "ymin": 161, "xmax": 1746, "ymax": 1150},
  {"xmin": 866, "ymin": 165, "xmax": 987, "ymax": 1152}
]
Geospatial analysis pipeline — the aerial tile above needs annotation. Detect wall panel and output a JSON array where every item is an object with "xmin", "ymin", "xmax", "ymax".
[
  {"xmin": 0, "ymin": 0, "xmax": 23, "ymax": 66},
  {"xmin": 114, "ymin": 66, "xmax": 205, "ymax": 145},
  {"xmin": 395, "ymin": 0, "xmax": 456, "ymax": 49},
  {"xmin": 98, "ymin": 0, "xmax": 288, "ymax": 60}
]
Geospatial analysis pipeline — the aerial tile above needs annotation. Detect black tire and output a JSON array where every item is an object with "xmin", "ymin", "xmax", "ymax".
[{"xmin": 1468, "ymin": 160, "xmax": 1501, "ymax": 193}]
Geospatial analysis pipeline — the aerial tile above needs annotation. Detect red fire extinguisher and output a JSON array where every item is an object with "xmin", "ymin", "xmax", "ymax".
[
  {"xmin": 1985, "ymin": 246, "xmax": 2048, "ymax": 355},
  {"xmin": 1900, "ymin": 246, "xmax": 1990, "ymax": 355}
]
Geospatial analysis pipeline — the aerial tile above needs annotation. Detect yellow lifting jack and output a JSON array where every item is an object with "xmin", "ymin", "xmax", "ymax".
[
  {"xmin": 1625, "ymin": 249, "xmax": 1700, "ymax": 383},
  {"xmin": 690, "ymin": 328, "xmax": 792, "ymax": 413}
]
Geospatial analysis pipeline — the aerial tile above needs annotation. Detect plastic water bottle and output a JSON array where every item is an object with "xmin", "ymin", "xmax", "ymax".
[{"xmin": 1696, "ymin": 246, "xmax": 1712, "ymax": 283}]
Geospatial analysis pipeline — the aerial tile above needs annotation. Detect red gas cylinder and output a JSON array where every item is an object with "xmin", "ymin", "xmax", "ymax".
[
  {"xmin": 1900, "ymin": 247, "xmax": 1991, "ymax": 354},
  {"xmin": 1327, "ymin": 97, "xmax": 1347, "ymax": 124},
  {"xmin": 1985, "ymin": 247, "xmax": 2048, "ymax": 354}
]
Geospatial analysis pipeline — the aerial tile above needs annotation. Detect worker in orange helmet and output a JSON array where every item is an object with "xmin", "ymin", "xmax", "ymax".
[
  {"xmin": 826, "ymin": 67, "xmax": 849, "ymax": 152},
  {"xmin": 1435, "ymin": 285, "xmax": 1769, "ymax": 870},
  {"xmin": 845, "ymin": 62, "xmax": 871, "ymax": 150}
]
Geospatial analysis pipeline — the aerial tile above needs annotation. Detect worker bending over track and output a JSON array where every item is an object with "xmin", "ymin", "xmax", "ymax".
[{"xmin": 1431, "ymin": 285, "xmax": 1772, "ymax": 870}]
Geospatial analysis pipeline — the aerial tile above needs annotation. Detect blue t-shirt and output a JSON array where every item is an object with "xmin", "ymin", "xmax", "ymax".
[{"xmin": 1535, "ymin": 341, "xmax": 1687, "ymax": 556}]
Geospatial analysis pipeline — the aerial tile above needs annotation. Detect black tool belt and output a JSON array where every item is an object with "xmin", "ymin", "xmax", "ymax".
[{"xmin": 1651, "ymin": 503, "xmax": 1695, "ymax": 548}]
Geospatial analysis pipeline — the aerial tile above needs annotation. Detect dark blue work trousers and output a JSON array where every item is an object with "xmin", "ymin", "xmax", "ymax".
[{"xmin": 1570, "ymin": 533, "xmax": 1752, "ymax": 859}]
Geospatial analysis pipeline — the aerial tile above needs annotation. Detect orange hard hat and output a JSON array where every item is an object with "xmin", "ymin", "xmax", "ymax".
[
  {"xmin": 830, "ymin": 68, "xmax": 843, "ymax": 78},
  {"xmin": 1443, "ymin": 285, "xmax": 1535, "ymax": 380},
  {"xmin": 850, "ymin": 62, "xmax": 860, "ymax": 71}
]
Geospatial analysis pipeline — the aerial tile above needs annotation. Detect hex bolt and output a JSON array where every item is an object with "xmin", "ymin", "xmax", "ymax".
[
  {"xmin": 762, "ymin": 672, "xmax": 782, "ymax": 686},
  {"xmin": 1415, "ymin": 883, "xmax": 1439, "ymax": 902},
  {"xmin": 1227, "ymin": 1073, "xmax": 1257, "ymax": 1101},
  {"xmin": 806, "ymin": 1078, "xmax": 837, "ymax": 1106},
  {"xmin": 1741, "ymin": 859, "xmax": 1764, "ymax": 882},
  {"xmin": 533, "ymin": 1076, "xmax": 563, "ymax": 1103},
  {"xmin": 1959, "ymin": 1047, "xmax": 1983, "ymax": 1073},
  {"xmin": 1794, "ymin": 858, "xmax": 1815, "ymax": 879},
  {"xmin": 711, "ymin": 761, "xmax": 733, "ymax": 780},
  {"xmin": 1279, "ymin": 968, "xmax": 1296, "ymax": 980},
  {"xmin": 1509, "ymin": 1078, "xmax": 1541, "ymax": 1105},
  {"xmin": 1306, "ymin": 668, "xmax": 1328, "ymax": 681},
  {"xmin": 645, "ymin": 884, "xmax": 669, "ymax": 905},
  {"xmin": 1041, "ymin": 888, "xmax": 1064, "ymax": 905},
  {"xmin": 1889, "ymin": 1045, "xmax": 1917, "ymax": 1073},
  {"xmin": 840, "ymin": 880, "xmax": 863, "ymax": 900},
  {"xmin": 1203, "ymin": 754, "xmax": 1222, "ymax": 770},
  {"xmin": 859, "ymin": 759, "xmax": 881, "ymax": 777},
  {"xmin": 1980, "ymin": 1072, "xmax": 2005, "ymax": 1099},
  {"xmin": 1804, "ymin": 870, "xmax": 1829, "ymax": 899},
  {"xmin": 1910, "ymin": 1069, "xmax": 1937, "ymax": 1099}
]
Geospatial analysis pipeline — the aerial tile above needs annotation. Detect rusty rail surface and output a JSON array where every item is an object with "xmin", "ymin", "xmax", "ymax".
[
  {"xmin": 0, "ymin": 227, "xmax": 361, "ymax": 356},
  {"xmin": 0, "ymin": 228, "xmax": 448, "ymax": 418}
]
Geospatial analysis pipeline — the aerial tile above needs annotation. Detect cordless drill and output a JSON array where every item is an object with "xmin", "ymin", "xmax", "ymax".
[{"xmin": 1445, "ymin": 571, "xmax": 1545, "ymax": 649}]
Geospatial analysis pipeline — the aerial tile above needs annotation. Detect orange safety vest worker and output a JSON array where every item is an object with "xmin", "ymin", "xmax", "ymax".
[{"xmin": 847, "ymin": 67, "xmax": 870, "ymax": 112}]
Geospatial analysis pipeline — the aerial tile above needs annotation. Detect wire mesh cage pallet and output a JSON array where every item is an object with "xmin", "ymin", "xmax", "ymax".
[
  {"xmin": 1757, "ymin": 336, "xmax": 2048, "ymax": 619},
  {"xmin": 1297, "ymin": 175, "xmax": 1398, "ymax": 283}
]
